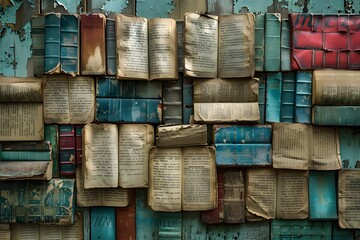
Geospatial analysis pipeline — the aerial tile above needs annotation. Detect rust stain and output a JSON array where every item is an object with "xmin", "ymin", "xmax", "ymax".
[{"xmin": 5, "ymin": 23, "xmax": 15, "ymax": 30}]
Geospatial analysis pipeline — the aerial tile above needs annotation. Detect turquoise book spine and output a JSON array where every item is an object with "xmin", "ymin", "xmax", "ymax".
[
  {"xmin": 255, "ymin": 14, "xmax": 265, "ymax": 71},
  {"xmin": 266, "ymin": 72, "xmax": 282, "ymax": 122},
  {"xmin": 213, "ymin": 125, "xmax": 272, "ymax": 143},
  {"xmin": 295, "ymin": 71, "xmax": 312, "ymax": 124},
  {"xmin": 106, "ymin": 19, "xmax": 116, "ymax": 75},
  {"xmin": 90, "ymin": 207, "xmax": 116, "ymax": 240},
  {"xmin": 265, "ymin": 13, "xmax": 281, "ymax": 71},
  {"xmin": 60, "ymin": 14, "xmax": 79, "ymax": 75},
  {"xmin": 281, "ymin": 19, "xmax": 291, "ymax": 71},
  {"xmin": 44, "ymin": 13, "xmax": 61, "ymax": 73},
  {"xmin": 280, "ymin": 72, "xmax": 296, "ymax": 122},
  {"xmin": 313, "ymin": 106, "xmax": 360, "ymax": 126}
]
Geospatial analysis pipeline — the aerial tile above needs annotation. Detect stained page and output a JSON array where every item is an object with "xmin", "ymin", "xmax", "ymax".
[
  {"xmin": 10, "ymin": 224, "xmax": 40, "ymax": 240},
  {"xmin": 0, "ymin": 77, "xmax": 42, "ymax": 102}
]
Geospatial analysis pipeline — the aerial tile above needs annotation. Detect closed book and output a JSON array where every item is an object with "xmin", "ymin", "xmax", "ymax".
[
  {"xmin": 264, "ymin": 13, "xmax": 281, "ymax": 71},
  {"xmin": 60, "ymin": 14, "xmax": 79, "ymax": 75},
  {"xmin": 80, "ymin": 14, "xmax": 106, "ymax": 75},
  {"xmin": 182, "ymin": 75, "xmax": 193, "ymax": 124},
  {"xmin": 106, "ymin": 19, "xmax": 116, "ymax": 75},
  {"xmin": 44, "ymin": 124, "xmax": 59, "ymax": 178},
  {"xmin": 295, "ymin": 71, "xmax": 312, "ymax": 124},
  {"xmin": 96, "ymin": 98, "xmax": 162, "ymax": 123},
  {"xmin": 313, "ymin": 106, "xmax": 360, "ymax": 126},
  {"xmin": 216, "ymin": 143, "xmax": 271, "ymax": 166},
  {"xmin": 177, "ymin": 21, "xmax": 184, "ymax": 72},
  {"xmin": 0, "ymin": 179, "xmax": 75, "ymax": 224},
  {"xmin": 280, "ymin": 72, "xmax": 296, "ymax": 122},
  {"xmin": 339, "ymin": 127, "xmax": 360, "ymax": 168},
  {"xmin": 75, "ymin": 125, "xmax": 83, "ymax": 166},
  {"xmin": 207, "ymin": 0, "xmax": 233, "ymax": 15},
  {"xmin": 116, "ymin": 190, "xmax": 136, "ymax": 240},
  {"xmin": 257, "ymin": 73, "xmax": 266, "ymax": 124},
  {"xmin": 59, "ymin": 125, "xmax": 76, "ymax": 177},
  {"xmin": 31, "ymin": 15, "xmax": 45, "ymax": 75},
  {"xmin": 281, "ymin": 19, "xmax": 291, "ymax": 71},
  {"xmin": 156, "ymin": 124, "xmax": 207, "ymax": 147},
  {"xmin": 266, "ymin": 72, "xmax": 282, "ymax": 122},
  {"xmin": 163, "ymin": 78, "xmax": 182, "ymax": 124},
  {"xmin": 213, "ymin": 125, "xmax": 272, "ymax": 144},
  {"xmin": 0, "ymin": 141, "xmax": 51, "ymax": 161},
  {"xmin": 44, "ymin": 13, "xmax": 61, "ymax": 74},
  {"xmin": 90, "ymin": 207, "xmax": 116, "ymax": 240},
  {"xmin": 254, "ymin": 14, "xmax": 265, "ymax": 71}
]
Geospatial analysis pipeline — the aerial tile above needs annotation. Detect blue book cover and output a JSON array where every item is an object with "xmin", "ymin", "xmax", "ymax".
[
  {"xmin": 339, "ymin": 127, "xmax": 360, "ymax": 168},
  {"xmin": 309, "ymin": 171, "xmax": 337, "ymax": 220},
  {"xmin": 96, "ymin": 98, "xmax": 162, "ymax": 123},
  {"xmin": 280, "ymin": 72, "xmax": 296, "ymax": 123},
  {"xmin": 281, "ymin": 19, "xmax": 291, "ymax": 71},
  {"xmin": 44, "ymin": 13, "xmax": 61, "ymax": 74},
  {"xmin": 90, "ymin": 207, "xmax": 115, "ymax": 240},
  {"xmin": 257, "ymin": 73, "xmax": 266, "ymax": 124},
  {"xmin": 44, "ymin": 124, "xmax": 59, "ymax": 178},
  {"xmin": 182, "ymin": 212, "xmax": 206, "ymax": 240},
  {"xmin": 31, "ymin": 15, "xmax": 45, "ymax": 75},
  {"xmin": 182, "ymin": 75, "xmax": 193, "ymax": 124},
  {"xmin": 313, "ymin": 106, "xmax": 360, "ymax": 126},
  {"xmin": 77, "ymin": 207, "xmax": 90, "ymax": 240},
  {"xmin": 60, "ymin": 14, "xmax": 79, "ymax": 75},
  {"xmin": 266, "ymin": 72, "xmax": 282, "ymax": 122},
  {"xmin": 255, "ymin": 14, "xmax": 265, "ymax": 71},
  {"xmin": 106, "ymin": 19, "xmax": 116, "ymax": 75},
  {"xmin": 216, "ymin": 143, "xmax": 272, "ymax": 166},
  {"xmin": 332, "ymin": 221, "xmax": 355, "ymax": 240},
  {"xmin": 295, "ymin": 71, "xmax": 312, "ymax": 124},
  {"xmin": 265, "ymin": 13, "xmax": 281, "ymax": 72},
  {"xmin": 163, "ymin": 77, "xmax": 182, "ymax": 124},
  {"xmin": 213, "ymin": 125, "xmax": 272, "ymax": 144}
]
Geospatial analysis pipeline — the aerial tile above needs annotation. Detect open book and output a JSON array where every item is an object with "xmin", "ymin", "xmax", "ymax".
[
  {"xmin": 83, "ymin": 123, "xmax": 154, "ymax": 188},
  {"xmin": 184, "ymin": 13, "xmax": 255, "ymax": 78},
  {"xmin": 148, "ymin": 146, "xmax": 217, "ymax": 212},
  {"xmin": 116, "ymin": 14, "xmax": 177, "ymax": 80}
]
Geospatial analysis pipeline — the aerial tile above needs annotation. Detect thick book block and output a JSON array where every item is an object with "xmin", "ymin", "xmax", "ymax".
[
  {"xmin": 309, "ymin": 171, "xmax": 338, "ymax": 220},
  {"xmin": 182, "ymin": 212, "xmax": 206, "ymax": 240},
  {"xmin": 313, "ymin": 106, "xmax": 360, "ymax": 126},
  {"xmin": 257, "ymin": 73, "xmax": 266, "ymax": 124},
  {"xmin": 265, "ymin": 13, "xmax": 281, "ymax": 72},
  {"xmin": 206, "ymin": 221, "xmax": 270, "ymax": 239},
  {"xmin": 44, "ymin": 124, "xmax": 59, "ymax": 178},
  {"xmin": 280, "ymin": 72, "xmax": 296, "ymax": 122},
  {"xmin": 339, "ymin": 127, "xmax": 360, "ymax": 168},
  {"xmin": 216, "ymin": 143, "xmax": 271, "ymax": 166},
  {"xmin": 271, "ymin": 219, "xmax": 332, "ymax": 240},
  {"xmin": 60, "ymin": 14, "xmax": 79, "ymax": 75},
  {"xmin": 213, "ymin": 125, "xmax": 272, "ymax": 144},
  {"xmin": 96, "ymin": 77, "xmax": 162, "ymax": 99},
  {"xmin": 254, "ymin": 14, "xmax": 265, "ymax": 71},
  {"xmin": 59, "ymin": 125, "xmax": 76, "ymax": 177},
  {"xmin": 163, "ymin": 78, "xmax": 183, "ymax": 124},
  {"xmin": 106, "ymin": 19, "xmax": 116, "ymax": 75},
  {"xmin": 182, "ymin": 75, "xmax": 193, "ymax": 124},
  {"xmin": 281, "ymin": 19, "xmax": 291, "ymax": 71},
  {"xmin": 0, "ymin": 179, "xmax": 75, "ymax": 224},
  {"xmin": 90, "ymin": 207, "xmax": 115, "ymax": 240},
  {"xmin": 156, "ymin": 124, "xmax": 207, "ymax": 147},
  {"xmin": 295, "ymin": 71, "xmax": 312, "ymax": 124},
  {"xmin": 80, "ymin": 14, "xmax": 106, "ymax": 75},
  {"xmin": 96, "ymin": 98, "xmax": 162, "ymax": 123},
  {"xmin": 44, "ymin": 13, "xmax": 61, "ymax": 74},
  {"xmin": 266, "ymin": 72, "xmax": 282, "ymax": 122},
  {"xmin": 31, "ymin": 15, "xmax": 45, "ymax": 75}
]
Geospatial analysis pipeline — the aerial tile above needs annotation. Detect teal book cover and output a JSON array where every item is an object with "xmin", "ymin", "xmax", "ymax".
[
  {"xmin": 91, "ymin": 207, "xmax": 115, "ymax": 240},
  {"xmin": 44, "ymin": 13, "xmax": 61, "ymax": 74},
  {"xmin": 265, "ymin": 13, "xmax": 281, "ymax": 71},
  {"xmin": 266, "ymin": 72, "xmax": 282, "ymax": 122},
  {"xmin": 295, "ymin": 71, "xmax": 312, "ymax": 124},
  {"xmin": 60, "ymin": 14, "xmax": 79, "ymax": 75},
  {"xmin": 280, "ymin": 72, "xmax": 296, "ymax": 123},
  {"xmin": 213, "ymin": 125, "xmax": 272, "ymax": 144}
]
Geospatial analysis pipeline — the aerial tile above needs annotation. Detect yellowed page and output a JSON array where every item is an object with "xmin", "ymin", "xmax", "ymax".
[
  {"xmin": 182, "ymin": 146, "xmax": 217, "ymax": 211},
  {"xmin": 223, "ymin": 170, "xmax": 245, "ymax": 223},
  {"xmin": 118, "ymin": 124, "xmax": 154, "ymax": 188},
  {"xmin": 83, "ymin": 123, "xmax": 119, "ymax": 188},
  {"xmin": 338, "ymin": 169, "xmax": 360, "ymax": 229},
  {"xmin": 148, "ymin": 18, "xmax": 177, "ymax": 80},
  {"xmin": 169, "ymin": 0, "xmax": 207, "ymax": 20},
  {"xmin": 101, "ymin": 188, "xmax": 129, "ymax": 207},
  {"xmin": 39, "ymin": 225, "xmax": 62, "ymax": 240},
  {"xmin": 184, "ymin": 13, "xmax": 218, "ymax": 78},
  {"xmin": 218, "ymin": 14, "xmax": 255, "ymax": 78},
  {"xmin": 148, "ymin": 147, "xmax": 182, "ymax": 212},
  {"xmin": 272, "ymin": 123, "xmax": 310, "ymax": 170},
  {"xmin": 276, "ymin": 170, "xmax": 308, "ymax": 219},
  {"xmin": 0, "ymin": 224, "xmax": 10, "ymax": 240},
  {"xmin": 0, "ymin": 161, "xmax": 52, "ymax": 180},
  {"xmin": 0, "ymin": 77, "xmax": 42, "ymax": 102},
  {"xmin": 10, "ymin": 224, "xmax": 39, "ymax": 240},
  {"xmin": 156, "ymin": 124, "xmax": 207, "ymax": 147},
  {"xmin": 116, "ymin": 14, "xmax": 148, "ymax": 80},
  {"xmin": 76, "ymin": 168, "xmax": 102, "ymax": 207},
  {"xmin": 245, "ymin": 168, "xmax": 277, "ymax": 221}
]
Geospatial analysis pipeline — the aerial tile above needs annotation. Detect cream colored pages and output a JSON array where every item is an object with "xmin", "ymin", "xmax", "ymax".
[
  {"xmin": 76, "ymin": 167, "xmax": 102, "ymax": 206},
  {"xmin": 276, "ymin": 170, "xmax": 308, "ymax": 219},
  {"xmin": 61, "ymin": 213, "xmax": 84, "ymax": 240},
  {"xmin": 245, "ymin": 168, "xmax": 277, "ymax": 221},
  {"xmin": 272, "ymin": 123, "xmax": 309, "ymax": 170},
  {"xmin": 0, "ymin": 103, "xmax": 43, "ymax": 141},
  {"xmin": 148, "ymin": 147, "xmax": 182, "ymax": 212},
  {"xmin": 118, "ymin": 124, "xmax": 154, "ymax": 188},
  {"xmin": 0, "ymin": 77, "xmax": 42, "ymax": 102},
  {"xmin": 338, "ymin": 169, "xmax": 360, "ymax": 229},
  {"xmin": 10, "ymin": 224, "xmax": 40, "ymax": 240},
  {"xmin": 184, "ymin": 13, "xmax": 218, "ymax": 78},
  {"xmin": 116, "ymin": 14, "xmax": 148, "ymax": 79},
  {"xmin": 193, "ymin": 78, "xmax": 258, "ymax": 103},
  {"xmin": 83, "ymin": 123, "xmax": 118, "ymax": 188},
  {"xmin": 69, "ymin": 77, "xmax": 95, "ymax": 124},
  {"xmin": 0, "ymin": 224, "xmax": 10, "ymax": 240},
  {"xmin": 313, "ymin": 70, "xmax": 360, "ymax": 105},
  {"xmin": 101, "ymin": 188, "xmax": 129, "ymax": 207},
  {"xmin": 149, "ymin": 18, "xmax": 177, "ymax": 80},
  {"xmin": 0, "ymin": 161, "xmax": 52, "ymax": 180},
  {"xmin": 182, "ymin": 146, "xmax": 217, "ymax": 211},
  {"xmin": 310, "ymin": 126, "xmax": 341, "ymax": 170},
  {"xmin": 218, "ymin": 14, "xmax": 255, "ymax": 78}
]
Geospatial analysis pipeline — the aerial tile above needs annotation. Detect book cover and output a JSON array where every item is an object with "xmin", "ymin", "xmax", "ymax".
[
  {"xmin": 254, "ymin": 14, "xmax": 265, "ymax": 71},
  {"xmin": 0, "ymin": 141, "xmax": 51, "ymax": 161},
  {"xmin": 59, "ymin": 125, "xmax": 76, "ymax": 177},
  {"xmin": 281, "ymin": 19, "xmax": 291, "ymax": 71},
  {"xmin": 313, "ymin": 106, "xmax": 360, "ymax": 126},
  {"xmin": 264, "ymin": 13, "xmax": 281, "ymax": 71},
  {"xmin": 213, "ymin": 125, "xmax": 272, "ymax": 144},
  {"xmin": 44, "ymin": 13, "xmax": 61, "ymax": 74},
  {"xmin": 90, "ymin": 207, "xmax": 116, "ymax": 240},
  {"xmin": 266, "ymin": 72, "xmax": 282, "ymax": 122},
  {"xmin": 182, "ymin": 212, "xmax": 206, "ymax": 239},
  {"xmin": 31, "ymin": 15, "xmax": 45, "ymax": 76},
  {"xmin": 163, "ymin": 77, "xmax": 183, "ymax": 124},
  {"xmin": 295, "ymin": 71, "xmax": 312, "ymax": 124},
  {"xmin": 177, "ymin": 21, "xmax": 184, "ymax": 72},
  {"xmin": 106, "ymin": 19, "xmax": 116, "ymax": 75},
  {"xmin": 206, "ymin": 221, "xmax": 270, "ymax": 239},
  {"xmin": 280, "ymin": 72, "xmax": 296, "ymax": 122},
  {"xmin": 60, "ymin": 14, "xmax": 79, "ymax": 76},
  {"xmin": 257, "ymin": 73, "xmax": 266, "ymax": 124}
]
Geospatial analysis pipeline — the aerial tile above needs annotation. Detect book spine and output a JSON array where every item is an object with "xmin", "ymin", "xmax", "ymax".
[
  {"xmin": 264, "ymin": 13, "xmax": 281, "ymax": 71},
  {"xmin": 223, "ymin": 170, "xmax": 245, "ymax": 223},
  {"xmin": 213, "ymin": 125, "xmax": 272, "ymax": 144},
  {"xmin": 0, "ymin": 149, "xmax": 51, "ymax": 161},
  {"xmin": 90, "ymin": 207, "xmax": 116, "ymax": 240},
  {"xmin": 31, "ymin": 15, "xmax": 45, "ymax": 75},
  {"xmin": 266, "ymin": 72, "xmax": 282, "ymax": 122},
  {"xmin": 163, "ymin": 78, "xmax": 183, "ymax": 124},
  {"xmin": 59, "ymin": 125, "xmax": 76, "ymax": 177},
  {"xmin": 257, "ymin": 73, "xmax": 266, "ymax": 124},
  {"xmin": 75, "ymin": 125, "xmax": 83, "ymax": 166},
  {"xmin": 215, "ymin": 143, "xmax": 272, "ymax": 166},
  {"xmin": 96, "ymin": 76, "xmax": 122, "ymax": 98},
  {"xmin": 157, "ymin": 212, "xmax": 182, "ymax": 240},
  {"xmin": 60, "ymin": 14, "xmax": 79, "ymax": 75},
  {"xmin": 177, "ymin": 21, "xmax": 184, "ymax": 72},
  {"xmin": 116, "ymin": 190, "xmax": 136, "ymax": 240},
  {"xmin": 207, "ymin": 0, "xmax": 233, "ymax": 15},
  {"xmin": 106, "ymin": 19, "xmax": 116, "ymax": 75},
  {"xmin": 281, "ymin": 19, "xmax": 291, "ymax": 71},
  {"xmin": 44, "ymin": 13, "xmax": 61, "ymax": 73},
  {"xmin": 182, "ymin": 74, "xmax": 193, "ymax": 124},
  {"xmin": 313, "ymin": 106, "xmax": 360, "ymax": 126},
  {"xmin": 280, "ymin": 71, "xmax": 296, "ymax": 123},
  {"xmin": 339, "ymin": 128, "xmax": 360, "ymax": 169},
  {"xmin": 295, "ymin": 71, "xmax": 312, "ymax": 124},
  {"xmin": 44, "ymin": 124, "xmax": 59, "ymax": 178},
  {"xmin": 254, "ymin": 14, "xmax": 265, "ymax": 71},
  {"xmin": 136, "ymin": 188, "xmax": 159, "ymax": 238}
]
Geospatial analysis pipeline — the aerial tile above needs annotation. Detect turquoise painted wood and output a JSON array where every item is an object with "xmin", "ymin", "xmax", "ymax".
[
  {"xmin": 255, "ymin": 14, "xmax": 265, "ymax": 71},
  {"xmin": 90, "ymin": 207, "xmax": 116, "ymax": 240},
  {"xmin": 266, "ymin": 72, "xmax": 282, "ymax": 122},
  {"xmin": 339, "ymin": 127, "xmax": 360, "ymax": 168},
  {"xmin": 182, "ymin": 212, "xmax": 207, "ymax": 240},
  {"xmin": 265, "ymin": 13, "xmax": 281, "ymax": 71},
  {"xmin": 213, "ymin": 125, "xmax": 272, "ymax": 143}
]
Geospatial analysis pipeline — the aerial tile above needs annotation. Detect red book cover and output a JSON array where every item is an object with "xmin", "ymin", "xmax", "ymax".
[
  {"xmin": 116, "ymin": 190, "xmax": 136, "ymax": 240},
  {"xmin": 59, "ymin": 125, "xmax": 76, "ymax": 177}
]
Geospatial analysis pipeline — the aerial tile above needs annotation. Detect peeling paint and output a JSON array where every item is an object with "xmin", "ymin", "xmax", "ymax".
[
  {"xmin": 54, "ymin": 0, "xmax": 81, "ymax": 13},
  {"xmin": 307, "ymin": 0, "xmax": 345, "ymax": 13},
  {"xmin": 234, "ymin": 0, "xmax": 273, "ymax": 14},
  {"xmin": 42, "ymin": 0, "xmax": 82, "ymax": 14},
  {"xmin": 0, "ymin": 0, "xmax": 13, "ymax": 10},
  {"xmin": 136, "ymin": 0, "xmax": 175, "ymax": 18},
  {"xmin": 101, "ymin": 0, "xmax": 128, "ymax": 16},
  {"xmin": 269, "ymin": 0, "xmax": 305, "ymax": 18},
  {"xmin": 347, "ymin": 0, "xmax": 360, "ymax": 13}
]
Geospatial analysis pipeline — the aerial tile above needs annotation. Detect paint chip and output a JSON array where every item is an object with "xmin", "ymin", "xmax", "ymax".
[
  {"xmin": 101, "ymin": 0, "xmax": 128, "ymax": 15},
  {"xmin": 136, "ymin": 0, "xmax": 175, "ymax": 18}
]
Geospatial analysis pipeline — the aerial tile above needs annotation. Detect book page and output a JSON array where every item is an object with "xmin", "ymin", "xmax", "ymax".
[
  {"xmin": 218, "ymin": 14, "xmax": 255, "ymax": 78},
  {"xmin": 43, "ymin": 75, "xmax": 69, "ymax": 124},
  {"xmin": 83, "ymin": 123, "xmax": 118, "ymax": 188},
  {"xmin": 61, "ymin": 212, "xmax": 84, "ymax": 240},
  {"xmin": 69, "ymin": 77, "xmax": 95, "ymax": 124},
  {"xmin": 39, "ymin": 225, "xmax": 62, "ymax": 240},
  {"xmin": 310, "ymin": 126, "xmax": 341, "ymax": 170},
  {"xmin": 182, "ymin": 146, "xmax": 217, "ymax": 211},
  {"xmin": 272, "ymin": 123, "xmax": 310, "ymax": 170},
  {"xmin": 76, "ymin": 167, "xmax": 102, "ymax": 207},
  {"xmin": 223, "ymin": 170, "xmax": 245, "ymax": 223},
  {"xmin": 184, "ymin": 13, "xmax": 218, "ymax": 78},
  {"xmin": 276, "ymin": 170, "xmax": 308, "ymax": 219},
  {"xmin": 10, "ymin": 224, "xmax": 40, "ymax": 240},
  {"xmin": 0, "ymin": 224, "xmax": 10, "ymax": 240},
  {"xmin": 148, "ymin": 147, "xmax": 182, "ymax": 212},
  {"xmin": 118, "ymin": 124, "xmax": 154, "ymax": 188},
  {"xmin": 0, "ymin": 77, "xmax": 42, "ymax": 102},
  {"xmin": 0, "ymin": 161, "xmax": 52, "ymax": 180},
  {"xmin": 313, "ymin": 70, "xmax": 360, "ymax": 105},
  {"xmin": 338, "ymin": 169, "xmax": 360, "ymax": 229},
  {"xmin": 246, "ymin": 168, "xmax": 277, "ymax": 220},
  {"xmin": 101, "ymin": 188, "xmax": 129, "ymax": 207},
  {"xmin": 116, "ymin": 14, "xmax": 148, "ymax": 79},
  {"xmin": 148, "ymin": 18, "xmax": 177, "ymax": 80}
]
